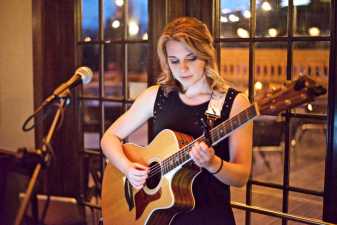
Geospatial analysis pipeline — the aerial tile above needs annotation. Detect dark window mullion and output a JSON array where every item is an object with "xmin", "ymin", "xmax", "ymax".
[
  {"xmin": 123, "ymin": 0, "xmax": 128, "ymax": 106},
  {"xmin": 250, "ymin": 179, "xmax": 324, "ymax": 197},
  {"xmin": 214, "ymin": 0, "xmax": 221, "ymax": 69},
  {"xmin": 217, "ymin": 36, "xmax": 330, "ymax": 43},
  {"xmin": 120, "ymin": 0, "xmax": 129, "ymax": 142},
  {"xmin": 323, "ymin": 0, "xmax": 337, "ymax": 222},
  {"xmin": 281, "ymin": 1, "xmax": 296, "ymax": 224},
  {"xmin": 246, "ymin": 0, "xmax": 256, "ymax": 224},
  {"xmin": 98, "ymin": 0, "xmax": 106, "ymax": 184}
]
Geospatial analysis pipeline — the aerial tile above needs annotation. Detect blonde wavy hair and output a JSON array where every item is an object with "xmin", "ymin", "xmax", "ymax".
[{"xmin": 157, "ymin": 17, "xmax": 228, "ymax": 94}]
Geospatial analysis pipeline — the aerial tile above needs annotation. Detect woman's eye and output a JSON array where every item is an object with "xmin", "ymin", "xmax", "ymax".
[
  {"xmin": 170, "ymin": 60, "xmax": 179, "ymax": 64},
  {"xmin": 186, "ymin": 56, "xmax": 197, "ymax": 61}
]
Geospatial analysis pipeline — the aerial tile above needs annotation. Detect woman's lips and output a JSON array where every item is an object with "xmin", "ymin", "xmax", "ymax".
[{"xmin": 180, "ymin": 75, "xmax": 193, "ymax": 79}]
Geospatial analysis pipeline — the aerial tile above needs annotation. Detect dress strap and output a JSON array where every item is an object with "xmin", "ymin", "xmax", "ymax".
[
  {"xmin": 205, "ymin": 90, "xmax": 226, "ymax": 128},
  {"xmin": 205, "ymin": 88, "xmax": 239, "ymax": 127},
  {"xmin": 221, "ymin": 88, "xmax": 240, "ymax": 119},
  {"xmin": 153, "ymin": 86, "xmax": 166, "ymax": 122}
]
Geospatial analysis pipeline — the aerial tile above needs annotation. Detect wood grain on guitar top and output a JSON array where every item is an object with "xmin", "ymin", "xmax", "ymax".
[{"xmin": 102, "ymin": 130, "xmax": 201, "ymax": 225}]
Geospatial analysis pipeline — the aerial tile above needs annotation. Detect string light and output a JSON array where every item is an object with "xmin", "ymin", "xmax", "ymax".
[
  {"xmin": 261, "ymin": 2, "xmax": 272, "ymax": 11},
  {"xmin": 115, "ymin": 0, "xmax": 124, "ymax": 7},
  {"xmin": 128, "ymin": 20, "xmax": 139, "ymax": 36},
  {"xmin": 111, "ymin": 20, "xmax": 120, "ymax": 29}
]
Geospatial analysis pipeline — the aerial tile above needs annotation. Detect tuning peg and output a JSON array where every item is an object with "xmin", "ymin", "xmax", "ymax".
[
  {"xmin": 294, "ymin": 77, "xmax": 306, "ymax": 91},
  {"xmin": 308, "ymin": 86, "xmax": 327, "ymax": 96}
]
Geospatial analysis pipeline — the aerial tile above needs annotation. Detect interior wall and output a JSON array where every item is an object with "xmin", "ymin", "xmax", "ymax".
[{"xmin": 0, "ymin": 0, "xmax": 34, "ymax": 152}]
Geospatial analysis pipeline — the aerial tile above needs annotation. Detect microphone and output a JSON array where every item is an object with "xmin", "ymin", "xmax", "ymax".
[
  {"xmin": 22, "ymin": 67, "xmax": 93, "ymax": 132},
  {"xmin": 43, "ymin": 66, "xmax": 93, "ymax": 105}
]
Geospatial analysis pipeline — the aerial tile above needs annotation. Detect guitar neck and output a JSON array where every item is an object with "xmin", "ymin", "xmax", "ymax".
[
  {"xmin": 210, "ymin": 103, "xmax": 258, "ymax": 145},
  {"xmin": 161, "ymin": 104, "xmax": 259, "ymax": 175}
]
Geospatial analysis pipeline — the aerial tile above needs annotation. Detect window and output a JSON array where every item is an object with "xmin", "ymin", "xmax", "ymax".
[
  {"xmin": 79, "ymin": 0, "xmax": 149, "ymax": 205},
  {"xmin": 219, "ymin": 0, "xmax": 330, "ymax": 223}
]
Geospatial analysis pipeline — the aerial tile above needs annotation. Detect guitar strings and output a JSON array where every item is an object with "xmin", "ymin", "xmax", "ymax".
[
  {"xmin": 147, "ymin": 137, "xmax": 201, "ymax": 178},
  {"xmin": 146, "ymin": 117, "xmax": 240, "ymax": 178},
  {"xmin": 146, "ymin": 108, "xmax": 255, "ymax": 178}
]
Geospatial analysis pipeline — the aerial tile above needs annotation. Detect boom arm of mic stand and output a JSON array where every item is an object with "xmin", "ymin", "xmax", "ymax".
[{"xmin": 14, "ymin": 93, "xmax": 70, "ymax": 225}]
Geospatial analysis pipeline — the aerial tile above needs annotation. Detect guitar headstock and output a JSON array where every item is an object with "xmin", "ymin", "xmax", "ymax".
[{"xmin": 256, "ymin": 75, "xmax": 327, "ymax": 115}]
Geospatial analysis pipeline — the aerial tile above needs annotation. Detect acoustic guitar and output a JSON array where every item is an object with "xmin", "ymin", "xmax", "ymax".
[{"xmin": 102, "ymin": 76, "xmax": 326, "ymax": 225}]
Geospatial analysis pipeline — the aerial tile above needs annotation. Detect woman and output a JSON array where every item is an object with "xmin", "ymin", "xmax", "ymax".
[{"xmin": 101, "ymin": 17, "xmax": 252, "ymax": 225}]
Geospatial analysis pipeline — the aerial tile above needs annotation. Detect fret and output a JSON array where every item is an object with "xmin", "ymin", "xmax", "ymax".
[
  {"xmin": 214, "ymin": 131, "xmax": 220, "ymax": 143},
  {"xmin": 219, "ymin": 127, "xmax": 224, "ymax": 136},
  {"xmin": 229, "ymin": 120, "xmax": 233, "ymax": 132},
  {"xmin": 237, "ymin": 113, "xmax": 241, "ymax": 124},
  {"xmin": 162, "ymin": 161, "xmax": 168, "ymax": 174},
  {"xmin": 182, "ymin": 149, "xmax": 189, "ymax": 161},
  {"xmin": 244, "ymin": 110, "xmax": 249, "ymax": 121}
]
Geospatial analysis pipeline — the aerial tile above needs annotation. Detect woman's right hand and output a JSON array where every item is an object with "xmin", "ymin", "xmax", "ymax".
[{"xmin": 125, "ymin": 162, "xmax": 149, "ymax": 190}]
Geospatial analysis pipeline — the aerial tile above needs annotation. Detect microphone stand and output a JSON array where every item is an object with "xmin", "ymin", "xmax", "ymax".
[{"xmin": 14, "ymin": 91, "xmax": 71, "ymax": 225}]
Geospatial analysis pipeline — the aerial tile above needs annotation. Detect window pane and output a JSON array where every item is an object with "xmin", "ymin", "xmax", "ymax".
[
  {"xmin": 294, "ymin": 0, "xmax": 331, "ymax": 36},
  {"xmin": 251, "ymin": 212, "xmax": 282, "ymax": 225},
  {"xmin": 83, "ymin": 101, "xmax": 125, "ymax": 139},
  {"xmin": 104, "ymin": 44, "xmax": 123, "ymax": 98},
  {"xmin": 252, "ymin": 186, "xmax": 283, "ymax": 212},
  {"xmin": 81, "ymin": 0, "xmax": 99, "ymax": 41},
  {"xmin": 288, "ymin": 192, "xmax": 323, "ymax": 222},
  {"xmin": 252, "ymin": 116, "xmax": 285, "ymax": 185},
  {"xmin": 127, "ymin": 43, "xmax": 148, "ymax": 100},
  {"xmin": 289, "ymin": 117, "xmax": 326, "ymax": 192},
  {"xmin": 220, "ymin": 43, "xmax": 249, "ymax": 93},
  {"xmin": 83, "ymin": 100, "xmax": 100, "ymax": 149},
  {"xmin": 104, "ymin": 102, "xmax": 124, "ymax": 131},
  {"xmin": 104, "ymin": 0, "xmax": 124, "ymax": 41},
  {"xmin": 81, "ymin": 44, "xmax": 100, "ymax": 97},
  {"xmin": 256, "ymin": 0, "xmax": 288, "ymax": 37},
  {"xmin": 232, "ymin": 208, "xmax": 245, "ymax": 225},
  {"xmin": 255, "ymin": 42, "xmax": 287, "ymax": 92},
  {"xmin": 220, "ymin": 0, "xmax": 250, "ymax": 38},
  {"xmin": 127, "ymin": 0, "xmax": 149, "ymax": 40},
  {"xmin": 292, "ymin": 41, "xmax": 329, "ymax": 115}
]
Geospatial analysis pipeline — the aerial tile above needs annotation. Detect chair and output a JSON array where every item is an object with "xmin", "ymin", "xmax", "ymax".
[{"xmin": 253, "ymin": 118, "xmax": 285, "ymax": 171}]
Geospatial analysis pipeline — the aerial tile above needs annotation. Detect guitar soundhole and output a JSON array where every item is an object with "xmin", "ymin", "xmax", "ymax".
[{"xmin": 146, "ymin": 161, "xmax": 162, "ymax": 189}]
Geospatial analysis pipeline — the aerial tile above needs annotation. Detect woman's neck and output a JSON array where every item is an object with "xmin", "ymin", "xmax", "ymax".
[
  {"xmin": 183, "ymin": 75, "xmax": 212, "ymax": 98},
  {"xmin": 178, "ymin": 75, "xmax": 212, "ymax": 105}
]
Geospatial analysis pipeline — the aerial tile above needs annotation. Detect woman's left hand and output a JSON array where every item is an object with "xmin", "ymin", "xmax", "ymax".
[{"xmin": 189, "ymin": 141, "xmax": 216, "ymax": 169}]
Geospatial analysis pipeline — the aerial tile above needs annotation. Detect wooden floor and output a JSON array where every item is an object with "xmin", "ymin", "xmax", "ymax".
[{"xmin": 232, "ymin": 128, "xmax": 326, "ymax": 225}]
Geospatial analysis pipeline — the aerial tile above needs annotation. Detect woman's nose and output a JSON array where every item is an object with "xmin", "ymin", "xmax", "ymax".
[{"xmin": 180, "ymin": 60, "xmax": 188, "ymax": 72}]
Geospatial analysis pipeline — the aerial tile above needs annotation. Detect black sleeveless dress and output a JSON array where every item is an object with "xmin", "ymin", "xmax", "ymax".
[{"xmin": 151, "ymin": 87, "xmax": 239, "ymax": 225}]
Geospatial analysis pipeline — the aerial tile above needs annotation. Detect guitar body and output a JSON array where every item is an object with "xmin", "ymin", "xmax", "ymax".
[{"xmin": 102, "ymin": 129, "xmax": 201, "ymax": 225}]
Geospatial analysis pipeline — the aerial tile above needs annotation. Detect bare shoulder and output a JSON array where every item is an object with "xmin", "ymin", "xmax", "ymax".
[
  {"xmin": 139, "ymin": 85, "xmax": 160, "ymax": 99},
  {"xmin": 128, "ymin": 85, "xmax": 160, "ymax": 117},
  {"xmin": 106, "ymin": 85, "xmax": 160, "ymax": 138},
  {"xmin": 230, "ymin": 93, "xmax": 251, "ymax": 116},
  {"xmin": 132, "ymin": 85, "xmax": 160, "ymax": 107}
]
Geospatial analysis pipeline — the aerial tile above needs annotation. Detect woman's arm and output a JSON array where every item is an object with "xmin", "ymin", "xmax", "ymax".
[
  {"xmin": 190, "ymin": 93, "xmax": 253, "ymax": 187},
  {"xmin": 100, "ymin": 85, "xmax": 159, "ymax": 189}
]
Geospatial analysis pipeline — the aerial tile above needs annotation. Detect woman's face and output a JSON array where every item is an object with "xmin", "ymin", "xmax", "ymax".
[{"xmin": 165, "ymin": 40, "xmax": 206, "ymax": 90}]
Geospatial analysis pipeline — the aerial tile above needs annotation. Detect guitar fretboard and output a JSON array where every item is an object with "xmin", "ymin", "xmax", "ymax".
[{"xmin": 160, "ymin": 104, "xmax": 258, "ymax": 175}]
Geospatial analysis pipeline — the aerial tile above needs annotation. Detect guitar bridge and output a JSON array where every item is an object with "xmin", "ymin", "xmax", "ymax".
[{"xmin": 124, "ymin": 178, "xmax": 134, "ymax": 211}]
